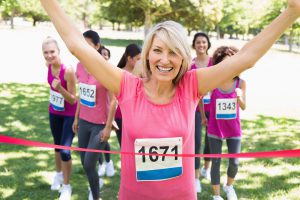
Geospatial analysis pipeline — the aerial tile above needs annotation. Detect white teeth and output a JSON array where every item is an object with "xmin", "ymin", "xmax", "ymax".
[{"xmin": 157, "ymin": 66, "xmax": 172, "ymax": 72}]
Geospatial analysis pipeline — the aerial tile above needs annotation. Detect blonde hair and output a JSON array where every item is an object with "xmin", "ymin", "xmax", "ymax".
[
  {"xmin": 42, "ymin": 36, "xmax": 60, "ymax": 52},
  {"xmin": 141, "ymin": 21, "xmax": 191, "ymax": 85}
]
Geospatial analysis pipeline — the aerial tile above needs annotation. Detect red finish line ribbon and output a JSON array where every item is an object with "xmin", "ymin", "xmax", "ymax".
[{"xmin": 1, "ymin": 134, "xmax": 300, "ymax": 158}]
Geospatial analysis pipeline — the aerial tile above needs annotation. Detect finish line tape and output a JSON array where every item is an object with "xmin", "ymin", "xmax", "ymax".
[{"xmin": 1, "ymin": 134, "xmax": 300, "ymax": 158}]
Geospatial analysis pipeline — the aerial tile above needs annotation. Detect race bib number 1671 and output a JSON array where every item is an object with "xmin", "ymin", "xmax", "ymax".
[{"xmin": 134, "ymin": 137, "xmax": 183, "ymax": 182}]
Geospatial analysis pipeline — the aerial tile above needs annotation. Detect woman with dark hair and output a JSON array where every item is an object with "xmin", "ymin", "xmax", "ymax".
[
  {"xmin": 191, "ymin": 32, "xmax": 213, "ymax": 193},
  {"xmin": 97, "ymin": 45, "xmax": 116, "ymax": 178},
  {"xmin": 72, "ymin": 30, "xmax": 117, "ymax": 200},
  {"xmin": 115, "ymin": 43, "xmax": 141, "ymax": 147},
  {"xmin": 208, "ymin": 46, "xmax": 246, "ymax": 200}
]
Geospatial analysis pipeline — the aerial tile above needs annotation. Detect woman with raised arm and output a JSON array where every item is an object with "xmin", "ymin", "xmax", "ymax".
[
  {"xmin": 42, "ymin": 37, "xmax": 77, "ymax": 200},
  {"xmin": 40, "ymin": 0, "xmax": 300, "ymax": 199}
]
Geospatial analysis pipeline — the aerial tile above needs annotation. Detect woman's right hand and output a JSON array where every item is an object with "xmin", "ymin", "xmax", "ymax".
[{"xmin": 72, "ymin": 118, "xmax": 78, "ymax": 134}]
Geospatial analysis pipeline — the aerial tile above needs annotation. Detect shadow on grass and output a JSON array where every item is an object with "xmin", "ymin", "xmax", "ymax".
[
  {"xmin": 1, "ymin": 83, "xmax": 300, "ymax": 199},
  {"xmin": 101, "ymin": 38, "xmax": 143, "ymax": 47},
  {"xmin": 0, "ymin": 83, "xmax": 120, "ymax": 200}
]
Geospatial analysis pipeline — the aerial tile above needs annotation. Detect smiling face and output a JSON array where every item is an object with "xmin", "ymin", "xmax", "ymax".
[
  {"xmin": 148, "ymin": 36, "xmax": 183, "ymax": 83},
  {"xmin": 194, "ymin": 36, "xmax": 209, "ymax": 55},
  {"xmin": 42, "ymin": 41, "xmax": 60, "ymax": 66}
]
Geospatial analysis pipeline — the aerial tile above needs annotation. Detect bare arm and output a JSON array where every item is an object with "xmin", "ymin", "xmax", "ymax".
[
  {"xmin": 100, "ymin": 92, "xmax": 118, "ymax": 142},
  {"xmin": 40, "ymin": 0, "xmax": 123, "ymax": 95},
  {"xmin": 236, "ymin": 80, "xmax": 246, "ymax": 110},
  {"xmin": 197, "ymin": 0, "xmax": 300, "ymax": 94},
  {"xmin": 72, "ymin": 96, "xmax": 80, "ymax": 133},
  {"xmin": 198, "ymin": 100, "xmax": 207, "ymax": 126}
]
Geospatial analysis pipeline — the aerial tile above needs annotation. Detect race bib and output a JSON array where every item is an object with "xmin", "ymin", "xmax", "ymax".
[
  {"xmin": 134, "ymin": 137, "xmax": 183, "ymax": 182},
  {"xmin": 79, "ymin": 83, "xmax": 96, "ymax": 107},
  {"xmin": 203, "ymin": 92, "xmax": 211, "ymax": 104},
  {"xmin": 50, "ymin": 90, "xmax": 64, "ymax": 111},
  {"xmin": 216, "ymin": 98, "xmax": 237, "ymax": 119}
]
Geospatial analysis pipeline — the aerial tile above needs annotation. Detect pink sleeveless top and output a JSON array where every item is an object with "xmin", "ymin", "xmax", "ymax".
[
  {"xmin": 207, "ymin": 79, "xmax": 242, "ymax": 139},
  {"xmin": 48, "ymin": 64, "xmax": 77, "ymax": 116},
  {"xmin": 190, "ymin": 57, "xmax": 212, "ymax": 112}
]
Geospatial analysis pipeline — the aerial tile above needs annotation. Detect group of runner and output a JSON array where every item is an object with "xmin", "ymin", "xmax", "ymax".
[{"xmin": 40, "ymin": 0, "xmax": 300, "ymax": 199}]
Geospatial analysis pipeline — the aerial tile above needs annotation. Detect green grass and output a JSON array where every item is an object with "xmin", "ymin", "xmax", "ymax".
[
  {"xmin": 101, "ymin": 38, "xmax": 143, "ymax": 47},
  {"xmin": 1, "ymin": 83, "xmax": 300, "ymax": 200}
]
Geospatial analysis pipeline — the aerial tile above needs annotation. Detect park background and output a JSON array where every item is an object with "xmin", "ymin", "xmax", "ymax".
[{"xmin": 1, "ymin": 0, "xmax": 300, "ymax": 199}]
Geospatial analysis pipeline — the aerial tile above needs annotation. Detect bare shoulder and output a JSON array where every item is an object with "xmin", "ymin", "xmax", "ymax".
[{"xmin": 64, "ymin": 65, "xmax": 76, "ymax": 80}]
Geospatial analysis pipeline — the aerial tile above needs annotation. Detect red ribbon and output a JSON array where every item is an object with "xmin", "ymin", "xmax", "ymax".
[{"xmin": 1, "ymin": 134, "xmax": 300, "ymax": 158}]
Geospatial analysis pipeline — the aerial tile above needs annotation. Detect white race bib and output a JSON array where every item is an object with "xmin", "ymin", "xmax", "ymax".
[
  {"xmin": 134, "ymin": 137, "xmax": 183, "ymax": 182},
  {"xmin": 50, "ymin": 90, "xmax": 64, "ymax": 111},
  {"xmin": 203, "ymin": 92, "xmax": 211, "ymax": 104},
  {"xmin": 79, "ymin": 83, "xmax": 96, "ymax": 107},
  {"xmin": 216, "ymin": 98, "xmax": 237, "ymax": 119}
]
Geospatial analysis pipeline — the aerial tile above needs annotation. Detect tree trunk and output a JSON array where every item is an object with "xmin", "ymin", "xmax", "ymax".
[
  {"xmin": 117, "ymin": 22, "xmax": 121, "ymax": 31},
  {"xmin": 144, "ymin": 8, "xmax": 152, "ymax": 38},
  {"xmin": 10, "ymin": 7, "xmax": 15, "ymax": 29},
  {"xmin": 288, "ymin": 29, "xmax": 294, "ymax": 52},
  {"xmin": 215, "ymin": 24, "xmax": 220, "ymax": 40},
  {"xmin": 33, "ymin": 18, "xmax": 37, "ymax": 26}
]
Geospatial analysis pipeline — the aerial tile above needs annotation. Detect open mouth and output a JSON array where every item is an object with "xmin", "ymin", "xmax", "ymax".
[{"xmin": 157, "ymin": 66, "xmax": 173, "ymax": 72}]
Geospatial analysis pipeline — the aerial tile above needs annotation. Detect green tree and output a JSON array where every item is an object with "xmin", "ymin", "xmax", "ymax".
[
  {"xmin": 20, "ymin": 0, "xmax": 49, "ymax": 26},
  {"xmin": 259, "ymin": 0, "xmax": 300, "ymax": 51},
  {"xmin": 0, "ymin": 0, "xmax": 22, "ymax": 29}
]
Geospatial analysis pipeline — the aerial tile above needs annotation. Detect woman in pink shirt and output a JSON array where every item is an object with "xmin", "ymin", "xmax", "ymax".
[
  {"xmin": 42, "ymin": 37, "xmax": 77, "ymax": 200},
  {"xmin": 72, "ymin": 30, "xmax": 117, "ymax": 200},
  {"xmin": 40, "ymin": 0, "xmax": 300, "ymax": 199},
  {"xmin": 208, "ymin": 46, "xmax": 246, "ymax": 200},
  {"xmin": 191, "ymin": 32, "xmax": 213, "ymax": 192},
  {"xmin": 115, "ymin": 43, "xmax": 141, "ymax": 147}
]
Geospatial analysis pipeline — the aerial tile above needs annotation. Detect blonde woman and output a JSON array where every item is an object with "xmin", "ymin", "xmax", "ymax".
[{"xmin": 40, "ymin": 0, "xmax": 300, "ymax": 199}]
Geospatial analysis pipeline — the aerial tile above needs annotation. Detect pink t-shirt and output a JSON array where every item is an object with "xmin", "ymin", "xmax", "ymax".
[
  {"xmin": 117, "ymin": 70, "xmax": 200, "ymax": 200},
  {"xmin": 76, "ymin": 63, "xmax": 109, "ymax": 124}
]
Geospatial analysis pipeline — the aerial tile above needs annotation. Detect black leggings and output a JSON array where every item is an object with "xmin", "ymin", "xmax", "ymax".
[
  {"xmin": 115, "ymin": 118, "xmax": 122, "ymax": 148},
  {"xmin": 208, "ymin": 137, "xmax": 241, "ymax": 185},
  {"xmin": 49, "ymin": 113, "xmax": 74, "ymax": 161},
  {"xmin": 78, "ymin": 119, "xmax": 106, "ymax": 199},
  {"xmin": 203, "ymin": 112, "xmax": 211, "ymax": 161},
  {"xmin": 99, "ymin": 142, "xmax": 111, "ymax": 164},
  {"xmin": 195, "ymin": 111, "xmax": 202, "ymax": 170}
]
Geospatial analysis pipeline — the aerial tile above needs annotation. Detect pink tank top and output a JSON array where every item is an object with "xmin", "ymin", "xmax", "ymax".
[
  {"xmin": 48, "ymin": 64, "xmax": 77, "ymax": 116},
  {"xmin": 76, "ymin": 63, "xmax": 110, "ymax": 124},
  {"xmin": 190, "ymin": 57, "xmax": 212, "ymax": 112},
  {"xmin": 207, "ymin": 79, "xmax": 242, "ymax": 139}
]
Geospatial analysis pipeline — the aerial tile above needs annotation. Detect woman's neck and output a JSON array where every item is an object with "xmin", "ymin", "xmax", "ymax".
[
  {"xmin": 123, "ymin": 63, "xmax": 134, "ymax": 73},
  {"xmin": 196, "ymin": 52, "xmax": 208, "ymax": 60},
  {"xmin": 195, "ymin": 53, "xmax": 210, "ymax": 68},
  {"xmin": 144, "ymin": 78, "xmax": 176, "ymax": 104}
]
